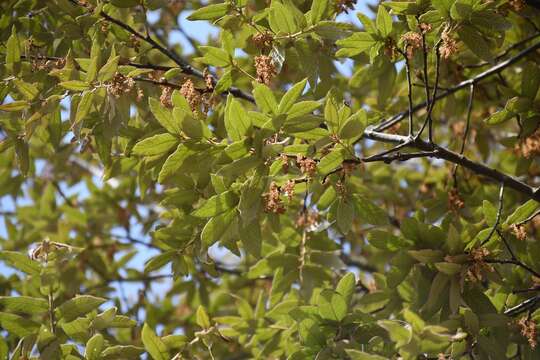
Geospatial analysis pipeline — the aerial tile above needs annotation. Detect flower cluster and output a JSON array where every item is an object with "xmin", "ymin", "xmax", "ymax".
[
  {"xmin": 263, "ymin": 182, "xmax": 286, "ymax": 214},
  {"xmin": 296, "ymin": 210, "xmax": 320, "ymax": 229},
  {"xmin": 518, "ymin": 316, "xmax": 538, "ymax": 349},
  {"xmin": 31, "ymin": 57, "xmax": 65, "ymax": 72},
  {"xmin": 401, "ymin": 31, "xmax": 423, "ymax": 59},
  {"xmin": 282, "ymin": 179, "xmax": 295, "ymax": 198},
  {"xmin": 419, "ymin": 23, "xmax": 432, "ymax": 34},
  {"xmin": 128, "ymin": 34, "xmax": 140, "ymax": 51},
  {"xmin": 466, "ymin": 247, "xmax": 494, "ymax": 282},
  {"xmin": 510, "ymin": 223, "xmax": 527, "ymax": 240},
  {"xmin": 509, "ymin": 0, "xmax": 526, "ymax": 12},
  {"xmin": 180, "ymin": 79, "xmax": 204, "ymax": 113},
  {"xmin": 203, "ymin": 68, "xmax": 214, "ymax": 91},
  {"xmin": 252, "ymin": 32, "xmax": 274, "ymax": 50},
  {"xmin": 448, "ymin": 187, "xmax": 465, "ymax": 211},
  {"xmin": 440, "ymin": 29, "xmax": 458, "ymax": 59},
  {"xmin": 168, "ymin": 0, "xmax": 185, "ymax": 14},
  {"xmin": 106, "ymin": 72, "xmax": 135, "ymax": 98},
  {"xmin": 296, "ymin": 155, "xmax": 317, "ymax": 177},
  {"xmin": 451, "ymin": 121, "xmax": 466, "ymax": 137},
  {"xmin": 335, "ymin": 0, "xmax": 356, "ymax": 14},
  {"xmin": 160, "ymin": 86, "xmax": 173, "ymax": 108},
  {"xmin": 254, "ymin": 55, "xmax": 277, "ymax": 85},
  {"xmin": 515, "ymin": 131, "xmax": 540, "ymax": 158}
]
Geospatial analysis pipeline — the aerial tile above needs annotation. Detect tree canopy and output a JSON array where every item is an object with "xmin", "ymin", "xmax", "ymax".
[{"xmin": 1, "ymin": 0, "xmax": 540, "ymax": 358}]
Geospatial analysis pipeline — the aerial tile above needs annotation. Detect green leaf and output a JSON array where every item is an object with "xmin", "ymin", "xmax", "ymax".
[
  {"xmin": 149, "ymin": 98, "xmax": 181, "ymax": 135},
  {"xmin": 435, "ymin": 262, "xmax": 463, "ymax": 275},
  {"xmin": 317, "ymin": 148, "xmax": 345, "ymax": 175},
  {"xmin": 59, "ymin": 80, "xmax": 90, "ymax": 91},
  {"xmin": 485, "ymin": 109, "xmax": 513, "ymax": 125},
  {"xmin": 144, "ymin": 251, "xmax": 176, "ymax": 273},
  {"xmin": 224, "ymin": 95, "xmax": 251, "ymax": 141},
  {"xmin": 268, "ymin": 1, "xmax": 298, "ymax": 34},
  {"xmin": 458, "ymin": 25, "xmax": 493, "ymax": 62},
  {"xmin": 132, "ymin": 133, "xmax": 179, "ymax": 156},
  {"xmin": 318, "ymin": 289, "xmax": 347, "ymax": 321},
  {"xmin": 158, "ymin": 144, "xmax": 193, "ymax": 183},
  {"xmin": 384, "ymin": 1, "xmax": 424, "ymax": 15},
  {"xmin": 85, "ymin": 334, "xmax": 104, "ymax": 360},
  {"xmin": 336, "ymin": 32, "xmax": 376, "ymax": 57},
  {"xmin": 14, "ymin": 139, "xmax": 29, "ymax": 176},
  {"xmin": 346, "ymin": 350, "xmax": 388, "ymax": 360},
  {"xmin": 110, "ymin": 0, "xmax": 140, "ymax": 7},
  {"xmin": 336, "ymin": 272, "xmax": 356, "ymax": 306},
  {"xmin": 56, "ymin": 295, "xmax": 107, "ymax": 322},
  {"xmin": 337, "ymin": 198, "xmax": 355, "ymax": 234},
  {"xmin": 298, "ymin": 318, "xmax": 326, "ymax": 347},
  {"xmin": 13, "ymin": 79, "xmax": 39, "ymax": 100},
  {"xmin": 6, "ymin": 27, "xmax": 21, "ymax": 69},
  {"xmin": 424, "ymin": 272, "xmax": 450, "ymax": 311},
  {"xmin": 0, "ymin": 251, "xmax": 40, "ymax": 275},
  {"xmin": 97, "ymin": 55, "xmax": 119, "ymax": 82},
  {"xmin": 102, "ymin": 346, "xmax": 144, "ymax": 360},
  {"xmin": 287, "ymin": 101, "xmax": 321, "ymax": 119},
  {"xmin": 324, "ymin": 93, "xmax": 340, "ymax": 130},
  {"xmin": 352, "ymin": 195, "xmax": 388, "ymax": 226},
  {"xmin": 199, "ymin": 46, "xmax": 231, "ymax": 67},
  {"xmin": 214, "ymin": 69, "xmax": 233, "ymax": 94},
  {"xmin": 408, "ymin": 249, "xmax": 444, "ymax": 263},
  {"xmin": 339, "ymin": 110, "xmax": 367, "ymax": 139},
  {"xmin": 142, "ymin": 323, "xmax": 170, "ymax": 360},
  {"xmin": 253, "ymin": 83, "xmax": 278, "ymax": 114},
  {"xmin": 432, "ymin": 0, "xmax": 453, "ymax": 17},
  {"xmin": 505, "ymin": 200, "xmax": 540, "ymax": 225},
  {"xmin": 376, "ymin": 6, "xmax": 393, "ymax": 37},
  {"xmin": 196, "ymin": 305, "xmax": 211, "ymax": 329},
  {"xmin": 0, "ymin": 296, "xmax": 48, "ymax": 315},
  {"xmin": 0, "ymin": 101, "xmax": 29, "ymax": 112},
  {"xmin": 75, "ymin": 90, "xmax": 94, "ymax": 124},
  {"xmin": 201, "ymin": 209, "xmax": 237, "ymax": 247},
  {"xmin": 310, "ymin": 0, "xmax": 329, "ymax": 24},
  {"xmin": 278, "ymin": 78, "xmax": 307, "ymax": 114},
  {"xmin": 0, "ymin": 312, "xmax": 39, "ymax": 337},
  {"xmin": 187, "ymin": 3, "xmax": 230, "ymax": 21},
  {"xmin": 191, "ymin": 190, "xmax": 238, "ymax": 218},
  {"xmin": 521, "ymin": 62, "xmax": 540, "ymax": 99},
  {"xmin": 377, "ymin": 320, "xmax": 412, "ymax": 347}
]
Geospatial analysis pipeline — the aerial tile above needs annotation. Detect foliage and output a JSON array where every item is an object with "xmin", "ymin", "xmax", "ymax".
[{"xmin": 1, "ymin": 0, "xmax": 540, "ymax": 358}]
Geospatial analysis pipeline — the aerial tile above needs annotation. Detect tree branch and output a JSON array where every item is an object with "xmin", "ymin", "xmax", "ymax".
[{"xmin": 363, "ymin": 130, "xmax": 540, "ymax": 202}]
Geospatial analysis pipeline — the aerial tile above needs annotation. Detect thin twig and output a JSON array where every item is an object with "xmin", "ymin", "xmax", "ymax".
[
  {"xmin": 481, "ymin": 182, "xmax": 505, "ymax": 245},
  {"xmin": 504, "ymin": 295, "xmax": 540, "ymax": 317},
  {"xmin": 485, "ymin": 259, "xmax": 540, "ymax": 279},
  {"xmin": 417, "ymin": 40, "xmax": 442, "ymax": 142},
  {"xmin": 452, "ymin": 84, "xmax": 476, "ymax": 186}
]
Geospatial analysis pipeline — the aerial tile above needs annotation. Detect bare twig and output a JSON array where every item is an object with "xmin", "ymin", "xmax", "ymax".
[
  {"xmin": 504, "ymin": 295, "xmax": 540, "ymax": 317},
  {"xmin": 452, "ymin": 83, "xmax": 476, "ymax": 186},
  {"xmin": 481, "ymin": 183, "xmax": 505, "ymax": 246},
  {"xmin": 417, "ymin": 40, "xmax": 442, "ymax": 142}
]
